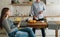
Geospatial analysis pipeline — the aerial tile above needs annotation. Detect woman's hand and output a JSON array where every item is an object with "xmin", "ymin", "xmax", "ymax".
[{"xmin": 17, "ymin": 23, "xmax": 20, "ymax": 28}]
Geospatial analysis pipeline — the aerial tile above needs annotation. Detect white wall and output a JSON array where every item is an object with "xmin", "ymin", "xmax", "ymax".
[
  {"xmin": 46, "ymin": 0, "xmax": 60, "ymax": 16},
  {"xmin": 45, "ymin": 5, "xmax": 60, "ymax": 16},
  {"xmin": 0, "ymin": 0, "xmax": 11, "ymax": 15}
]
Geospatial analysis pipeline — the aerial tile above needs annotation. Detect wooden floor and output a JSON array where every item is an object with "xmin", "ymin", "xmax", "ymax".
[
  {"xmin": 0, "ymin": 29, "xmax": 60, "ymax": 37},
  {"xmin": 0, "ymin": 34, "xmax": 60, "ymax": 37}
]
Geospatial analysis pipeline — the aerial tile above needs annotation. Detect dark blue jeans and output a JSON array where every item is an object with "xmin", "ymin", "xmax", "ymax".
[
  {"xmin": 32, "ymin": 28, "xmax": 45, "ymax": 37},
  {"xmin": 8, "ymin": 30, "xmax": 17, "ymax": 37},
  {"xmin": 33, "ymin": 18, "xmax": 46, "ymax": 37}
]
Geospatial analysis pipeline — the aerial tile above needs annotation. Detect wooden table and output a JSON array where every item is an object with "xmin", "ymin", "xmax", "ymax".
[
  {"xmin": 27, "ymin": 21, "xmax": 47, "ymax": 29},
  {"xmin": 27, "ymin": 21, "xmax": 60, "ymax": 37},
  {"xmin": 15, "ymin": 21, "xmax": 59, "ymax": 37}
]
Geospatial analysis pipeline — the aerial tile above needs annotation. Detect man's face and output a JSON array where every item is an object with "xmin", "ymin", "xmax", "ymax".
[{"xmin": 36, "ymin": 0, "xmax": 41, "ymax": 2}]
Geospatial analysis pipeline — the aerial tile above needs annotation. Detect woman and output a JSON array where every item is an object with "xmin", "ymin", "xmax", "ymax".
[{"xmin": 0, "ymin": 7, "xmax": 35, "ymax": 37}]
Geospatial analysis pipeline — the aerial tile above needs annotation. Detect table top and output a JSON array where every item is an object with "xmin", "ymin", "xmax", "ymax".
[
  {"xmin": 28, "ymin": 21, "xmax": 47, "ymax": 26},
  {"xmin": 27, "ymin": 21, "xmax": 47, "ymax": 28}
]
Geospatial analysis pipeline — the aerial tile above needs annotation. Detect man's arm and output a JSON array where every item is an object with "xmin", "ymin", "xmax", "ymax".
[
  {"xmin": 29, "ymin": 4, "xmax": 35, "ymax": 16},
  {"xmin": 43, "ymin": 2, "xmax": 46, "ymax": 17},
  {"xmin": 43, "ymin": 2, "xmax": 46, "ymax": 11},
  {"xmin": 38, "ymin": 2, "xmax": 46, "ymax": 14},
  {"xmin": 31, "ymin": 4, "xmax": 37, "ymax": 19}
]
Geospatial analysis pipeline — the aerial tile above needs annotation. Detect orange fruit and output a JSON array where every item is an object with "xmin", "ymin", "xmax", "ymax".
[
  {"xmin": 28, "ymin": 20, "xmax": 36, "ymax": 23},
  {"xmin": 33, "ymin": 20, "xmax": 36, "ymax": 23}
]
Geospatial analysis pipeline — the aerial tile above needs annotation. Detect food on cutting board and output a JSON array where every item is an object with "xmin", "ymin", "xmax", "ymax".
[{"xmin": 28, "ymin": 20, "xmax": 37, "ymax": 23}]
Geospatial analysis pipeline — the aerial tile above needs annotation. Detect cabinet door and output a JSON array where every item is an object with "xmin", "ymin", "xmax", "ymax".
[{"xmin": 46, "ymin": 0, "xmax": 59, "ymax": 5}]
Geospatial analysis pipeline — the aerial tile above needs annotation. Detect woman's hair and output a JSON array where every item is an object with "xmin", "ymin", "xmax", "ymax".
[{"xmin": 0, "ymin": 7, "xmax": 9, "ymax": 29}]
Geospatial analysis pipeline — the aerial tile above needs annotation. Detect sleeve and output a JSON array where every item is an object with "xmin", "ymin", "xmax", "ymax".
[
  {"xmin": 43, "ymin": 2, "xmax": 46, "ymax": 11},
  {"xmin": 10, "ymin": 20, "xmax": 16, "ymax": 28},
  {"xmin": 42, "ymin": 2, "xmax": 46, "ymax": 17},
  {"xmin": 2, "ymin": 19, "xmax": 11, "ymax": 32},
  {"xmin": 8, "ymin": 19, "xmax": 16, "ymax": 29},
  {"xmin": 3, "ymin": 19, "xmax": 18, "ymax": 33},
  {"xmin": 29, "ymin": 4, "xmax": 35, "ymax": 16}
]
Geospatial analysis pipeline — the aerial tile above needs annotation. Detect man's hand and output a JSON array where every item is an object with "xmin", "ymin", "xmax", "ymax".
[
  {"xmin": 33, "ymin": 16, "xmax": 38, "ymax": 20},
  {"xmin": 33, "ymin": 16, "xmax": 37, "ymax": 19},
  {"xmin": 39, "ymin": 11, "xmax": 43, "ymax": 14}
]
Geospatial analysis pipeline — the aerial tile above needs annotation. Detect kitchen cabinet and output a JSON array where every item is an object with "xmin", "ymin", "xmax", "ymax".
[
  {"xmin": 11, "ymin": 0, "xmax": 32, "ymax": 6},
  {"xmin": 46, "ymin": 0, "xmax": 60, "ymax": 5},
  {"xmin": 11, "ymin": 0, "xmax": 46, "ymax": 6},
  {"xmin": 9, "ymin": 16, "xmax": 33, "ymax": 22},
  {"xmin": 10, "ymin": 0, "xmax": 32, "ymax": 16}
]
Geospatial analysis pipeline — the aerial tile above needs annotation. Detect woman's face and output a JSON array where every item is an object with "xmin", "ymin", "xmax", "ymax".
[
  {"xmin": 36, "ymin": 0, "xmax": 41, "ymax": 2},
  {"xmin": 6, "ymin": 10, "xmax": 10, "ymax": 16}
]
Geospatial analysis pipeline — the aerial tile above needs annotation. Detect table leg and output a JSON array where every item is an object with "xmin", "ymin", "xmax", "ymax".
[{"xmin": 55, "ymin": 30, "xmax": 58, "ymax": 37}]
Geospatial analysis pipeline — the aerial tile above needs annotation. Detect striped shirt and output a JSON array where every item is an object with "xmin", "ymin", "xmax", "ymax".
[{"xmin": 30, "ymin": 1, "xmax": 46, "ymax": 19}]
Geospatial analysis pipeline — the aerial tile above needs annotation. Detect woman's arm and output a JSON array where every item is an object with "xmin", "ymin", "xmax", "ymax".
[{"xmin": 2, "ymin": 18, "xmax": 11, "ymax": 33}]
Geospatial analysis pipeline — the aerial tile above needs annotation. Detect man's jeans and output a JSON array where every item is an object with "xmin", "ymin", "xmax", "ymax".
[
  {"xmin": 32, "ymin": 28, "xmax": 45, "ymax": 37},
  {"xmin": 33, "ymin": 18, "xmax": 46, "ymax": 37}
]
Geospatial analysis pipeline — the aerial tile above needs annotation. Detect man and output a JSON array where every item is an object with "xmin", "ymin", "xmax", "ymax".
[{"xmin": 30, "ymin": 0, "xmax": 46, "ymax": 37}]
